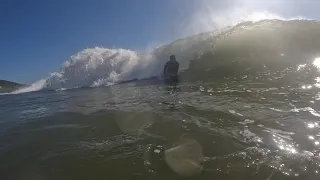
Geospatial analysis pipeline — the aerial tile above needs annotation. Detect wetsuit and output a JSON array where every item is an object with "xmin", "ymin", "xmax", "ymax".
[{"xmin": 163, "ymin": 60, "xmax": 179, "ymax": 83}]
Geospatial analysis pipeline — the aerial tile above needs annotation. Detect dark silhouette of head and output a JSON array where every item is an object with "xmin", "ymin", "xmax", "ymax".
[{"xmin": 170, "ymin": 55, "xmax": 176, "ymax": 61}]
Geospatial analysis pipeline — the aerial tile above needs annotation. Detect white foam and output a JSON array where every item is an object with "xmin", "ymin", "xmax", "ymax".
[
  {"xmin": 229, "ymin": 110, "xmax": 244, "ymax": 116},
  {"xmin": 240, "ymin": 129, "xmax": 262, "ymax": 143},
  {"xmin": 239, "ymin": 119, "xmax": 255, "ymax": 125},
  {"xmin": 294, "ymin": 107, "xmax": 320, "ymax": 117},
  {"xmin": 229, "ymin": 110, "xmax": 237, "ymax": 114},
  {"xmin": 45, "ymin": 48, "xmax": 144, "ymax": 89},
  {"xmin": 11, "ymin": 79, "xmax": 47, "ymax": 94},
  {"xmin": 13, "ymin": 48, "xmax": 169, "ymax": 93}
]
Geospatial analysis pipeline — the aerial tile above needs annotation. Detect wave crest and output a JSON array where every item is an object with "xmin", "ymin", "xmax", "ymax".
[{"xmin": 38, "ymin": 47, "xmax": 170, "ymax": 90}]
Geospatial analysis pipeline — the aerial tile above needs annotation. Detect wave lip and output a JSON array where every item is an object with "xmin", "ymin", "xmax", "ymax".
[
  {"xmin": 44, "ymin": 47, "xmax": 143, "ymax": 89},
  {"xmin": 11, "ymin": 79, "xmax": 47, "ymax": 94}
]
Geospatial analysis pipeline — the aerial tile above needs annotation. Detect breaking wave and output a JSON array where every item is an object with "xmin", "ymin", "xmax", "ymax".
[
  {"xmin": 44, "ymin": 48, "xmax": 155, "ymax": 89},
  {"xmin": 11, "ymin": 79, "xmax": 47, "ymax": 94},
  {"xmin": 12, "ymin": 17, "xmax": 320, "ymax": 94}
]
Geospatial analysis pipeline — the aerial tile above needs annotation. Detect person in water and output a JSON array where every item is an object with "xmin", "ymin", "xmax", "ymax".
[{"xmin": 163, "ymin": 55, "xmax": 179, "ymax": 83}]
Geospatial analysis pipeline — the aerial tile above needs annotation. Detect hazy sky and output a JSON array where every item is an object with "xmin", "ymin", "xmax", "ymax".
[{"xmin": 1, "ymin": 0, "xmax": 319, "ymax": 83}]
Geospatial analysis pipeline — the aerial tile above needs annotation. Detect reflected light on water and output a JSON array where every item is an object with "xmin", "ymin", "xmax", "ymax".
[
  {"xmin": 309, "ymin": 136, "xmax": 315, "ymax": 140},
  {"xmin": 297, "ymin": 64, "xmax": 306, "ymax": 71},
  {"xmin": 314, "ymin": 77, "xmax": 320, "ymax": 88},
  {"xmin": 307, "ymin": 122, "xmax": 319, "ymax": 129},
  {"xmin": 312, "ymin": 57, "xmax": 320, "ymax": 88},
  {"xmin": 308, "ymin": 123, "xmax": 316, "ymax": 128},
  {"xmin": 315, "ymin": 93, "xmax": 320, "ymax": 101},
  {"xmin": 307, "ymin": 134, "xmax": 320, "ymax": 147},
  {"xmin": 313, "ymin": 57, "xmax": 320, "ymax": 69},
  {"xmin": 273, "ymin": 135, "xmax": 297, "ymax": 154},
  {"xmin": 302, "ymin": 85, "xmax": 312, "ymax": 89}
]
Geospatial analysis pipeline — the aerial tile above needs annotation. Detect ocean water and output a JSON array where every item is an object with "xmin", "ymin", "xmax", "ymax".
[{"xmin": 2, "ymin": 19, "xmax": 320, "ymax": 179}]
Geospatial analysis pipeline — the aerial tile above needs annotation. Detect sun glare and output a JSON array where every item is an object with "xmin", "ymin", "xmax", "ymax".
[{"xmin": 313, "ymin": 58, "xmax": 320, "ymax": 69}]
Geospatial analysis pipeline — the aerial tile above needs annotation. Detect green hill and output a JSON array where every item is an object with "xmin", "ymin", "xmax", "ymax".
[{"xmin": 0, "ymin": 80, "xmax": 25, "ymax": 93}]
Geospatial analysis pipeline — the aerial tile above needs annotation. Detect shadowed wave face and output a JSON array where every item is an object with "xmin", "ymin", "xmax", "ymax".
[
  {"xmin": 12, "ymin": 19, "xmax": 320, "ymax": 93},
  {"xmin": 180, "ymin": 20, "xmax": 320, "ymax": 84}
]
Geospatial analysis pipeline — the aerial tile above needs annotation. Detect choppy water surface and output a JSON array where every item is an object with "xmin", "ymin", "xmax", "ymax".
[{"xmin": 1, "ymin": 79, "xmax": 320, "ymax": 180}]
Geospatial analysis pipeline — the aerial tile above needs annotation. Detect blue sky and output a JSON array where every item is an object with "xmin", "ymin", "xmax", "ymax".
[{"xmin": 1, "ymin": 0, "xmax": 320, "ymax": 84}]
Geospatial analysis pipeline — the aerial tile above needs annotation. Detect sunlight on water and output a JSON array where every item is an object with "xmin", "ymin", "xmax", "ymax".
[
  {"xmin": 302, "ymin": 85, "xmax": 312, "ymax": 89},
  {"xmin": 307, "ymin": 122, "xmax": 319, "ymax": 129},
  {"xmin": 314, "ymin": 77, "xmax": 320, "ymax": 88},
  {"xmin": 308, "ymin": 123, "xmax": 315, "ymax": 128},
  {"xmin": 297, "ymin": 64, "xmax": 306, "ymax": 71},
  {"xmin": 313, "ymin": 58, "xmax": 320, "ymax": 69},
  {"xmin": 273, "ymin": 134, "xmax": 297, "ymax": 154},
  {"xmin": 309, "ymin": 136, "xmax": 315, "ymax": 140}
]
